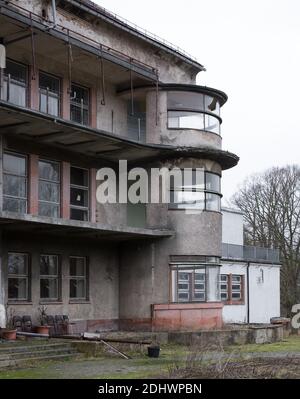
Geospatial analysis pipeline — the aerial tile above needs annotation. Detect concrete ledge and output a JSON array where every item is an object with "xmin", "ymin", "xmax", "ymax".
[{"xmin": 168, "ymin": 324, "xmax": 284, "ymax": 346}]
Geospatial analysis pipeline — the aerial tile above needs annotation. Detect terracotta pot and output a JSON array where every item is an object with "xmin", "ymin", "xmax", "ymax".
[
  {"xmin": 1, "ymin": 329, "xmax": 17, "ymax": 341},
  {"xmin": 36, "ymin": 325, "xmax": 50, "ymax": 335}
]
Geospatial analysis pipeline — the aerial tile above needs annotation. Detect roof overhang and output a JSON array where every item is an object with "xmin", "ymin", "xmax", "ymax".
[{"xmin": 0, "ymin": 101, "xmax": 239, "ymax": 170}]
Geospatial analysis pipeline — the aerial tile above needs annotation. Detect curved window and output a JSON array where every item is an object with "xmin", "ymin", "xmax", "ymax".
[
  {"xmin": 167, "ymin": 91, "xmax": 221, "ymax": 134},
  {"xmin": 169, "ymin": 170, "xmax": 221, "ymax": 211}
]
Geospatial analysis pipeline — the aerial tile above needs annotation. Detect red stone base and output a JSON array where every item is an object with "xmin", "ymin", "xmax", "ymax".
[{"xmin": 152, "ymin": 302, "xmax": 223, "ymax": 331}]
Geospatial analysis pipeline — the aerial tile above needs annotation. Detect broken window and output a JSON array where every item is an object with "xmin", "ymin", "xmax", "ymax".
[
  {"xmin": 1, "ymin": 60, "xmax": 28, "ymax": 107},
  {"xmin": 8, "ymin": 253, "xmax": 30, "ymax": 301},
  {"xmin": 70, "ymin": 166, "xmax": 89, "ymax": 221},
  {"xmin": 70, "ymin": 83, "xmax": 89, "ymax": 125},
  {"xmin": 69, "ymin": 257, "xmax": 88, "ymax": 300},
  {"xmin": 39, "ymin": 72, "xmax": 60, "ymax": 117},
  {"xmin": 38, "ymin": 159, "xmax": 60, "ymax": 218},
  {"xmin": 220, "ymin": 274, "xmax": 244, "ymax": 303},
  {"xmin": 167, "ymin": 91, "xmax": 221, "ymax": 134},
  {"xmin": 3, "ymin": 152, "xmax": 27, "ymax": 213},
  {"xmin": 40, "ymin": 255, "xmax": 60, "ymax": 301}
]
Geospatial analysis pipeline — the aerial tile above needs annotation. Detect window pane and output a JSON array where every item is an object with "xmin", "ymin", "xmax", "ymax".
[
  {"xmin": 178, "ymin": 272, "xmax": 189, "ymax": 281},
  {"xmin": 3, "ymin": 153, "xmax": 26, "ymax": 175},
  {"xmin": 206, "ymin": 173, "xmax": 221, "ymax": 193},
  {"xmin": 232, "ymin": 284, "xmax": 241, "ymax": 291},
  {"xmin": 204, "ymin": 114, "xmax": 220, "ymax": 134},
  {"xmin": 70, "ymin": 167, "xmax": 88, "ymax": 187},
  {"xmin": 40, "ymin": 93, "xmax": 59, "ymax": 116},
  {"xmin": 71, "ymin": 85, "xmax": 89, "ymax": 106},
  {"xmin": 194, "ymin": 292, "xmax": 205, "ymax": 300},
  {"xmin": 39, "ymin": 160, "xmax": 60, "ymax": 182},
  {"xmin": 3, "ymin": 197, "xmax": 27, "ymax": 213},
  {"xmin": 167, "ymin": 92, "xmax": 205, "ymax": 112},
  {"xmin": 204, "ymin": 95, "xmax": 220, "ymax": 116},
  {"xmin": 6, "ymin": 60, "xmax": 27, "ymax": 83},
  {"xmin": 178, "ymin": 292, "xmax": 189, "ymax": 301},
  {"xmin": 38, "ymin": 202, "xmax": 59, "ymax": 218},
  {"xmin": 70, "ymin": 279, "xmax": 86, "ymax": 299},
  {"xmin": 195, "ymin": 273, "xmax": 205, "ymax": 281},
  {"xmin": 70, "ymin": 187, "xmax": 88, "ymax": 208},
  {"xmin": 39, "ymin": 72, "xmax": 60, "ymax": 93},
  {"xmin": 8, "ymin": 253, "xmax": 27, "ymax": 275},
  {"xmin": 232, "ymin": 292, "xmax": 241, "ymax": 300},
  {"xmin": 206, "ymin": 193, "xmax": 221, "ymax": 211},
  {"xmin": 220, "ymin": 275, "xmax": 228, "ymax": 282},
  {"xmin": 232, "ymin": 275, "xmax": 241, "ymax": 282},
  {"xmin": 168, "ymin": 111, "xmax": 205, "ymax": 130},
  {"xmin": 8, "ymin": 278, "xmax": 27, "ymax": 300},
  {"xmin": 70, "ymin": 257, "xmax": 85, "ymax": 276},
  {"xmin": 40, "ymin": 255, "xmax": 58, "ymax": 276},
  {"xmin": 39, "ymin": 181, "xmax": 59, "ymax": 203},
  {"xmin": 194, "ymin": 283, "xmax": 205, "ymax": 290},
  {"xmin": 70, "ymin": 208, "xmax": 88, "ymax": 221},
  {"xmin": 40, "ymin": 278, "xmax": 58, "ymax": 299},
  {"xmin": 3, "ymin": 175, "xmax": 26, "ymax": 197}
]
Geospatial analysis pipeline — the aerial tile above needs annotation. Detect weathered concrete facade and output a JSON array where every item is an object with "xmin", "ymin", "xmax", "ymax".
[{"xmin": 0, "ymin": 0, "xmax": 239, "ymax": 332}]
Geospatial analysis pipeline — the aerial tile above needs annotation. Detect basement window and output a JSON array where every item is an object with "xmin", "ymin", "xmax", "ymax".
[
  {"xmin": 8, "ymin": 252, "xmax": 30, "ymax": 301},
  {"xmin": 70, "ymin": 83, "xmax": 89, "ymax": 125},
  {"xmin": 70, "ymin": 166, "xmax": 89, "ymax": 221},
  {"xmin": 38, "ymin": 159, "xmax": 60, "ymax": 218},
  {"xmin": 1, "ymin": 60, "xmax": 28, "ymax": 107},
  {"xmin": 69, "ymin": 257, "xmax": 88, "ymax": 300},
  {"xmin": 220, "ymin": 274, "xmax": 244, "ymax": 304},
  {"xmin": 3, "ymin": 152, "xmax": 27, "ymax": 214},
  {"xmin": 39, "ymin": 72, "xmax": 60, "ymax": 117},
  {"xmin": 40, "ymin": 255, "xmax": 60, "ymax": 301}
]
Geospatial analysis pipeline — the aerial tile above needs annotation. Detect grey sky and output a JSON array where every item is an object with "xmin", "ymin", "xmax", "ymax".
[{"xmin": 94, "ymin": 0, "xmax": 300, "ymax": 202}]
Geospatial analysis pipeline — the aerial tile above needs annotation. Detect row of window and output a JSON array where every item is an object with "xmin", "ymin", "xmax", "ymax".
[
  {"xmin": 8, "ymin": 253, "xmax": 88, "ymax": 302},
  {"xmin": 169, "ymin": 170, "xmax": 221, "ymax": 211},
  {"xmin": 1, "ymin": 60, "xmax": 90, "ymax": 125},
  {"xmin": 172, "ymin": 267, "xmax": 244, "ymax": 303},
  {"xmin": 3, "ymin": 152, "xmax": 89, "ymax": 220}
]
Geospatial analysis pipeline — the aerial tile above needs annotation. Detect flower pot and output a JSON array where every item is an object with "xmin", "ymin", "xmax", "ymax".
[
  {"xmin": 36, "ymin": 325, "xmax": 50, "ymax": 335},
  {"xmin": 147, "ymin": 346, "xmax": 160, "ymax": 358},
  {"xmin": 1, "ymin": 329, "xmax": 17, "ymax": 341}
]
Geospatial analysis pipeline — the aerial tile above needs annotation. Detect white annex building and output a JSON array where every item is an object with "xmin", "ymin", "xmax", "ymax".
[{"xmin": 221, "ymin": 207, "xmax": 281, "ymax": 324}]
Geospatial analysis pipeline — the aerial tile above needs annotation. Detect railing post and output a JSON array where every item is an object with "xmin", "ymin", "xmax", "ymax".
[
  {"xmin": 7, "ymin": 73, "xmax": 10, "ymax": 102},
  {"xmin": 46, "ymin": 87, "xmax": 49, "ymax": 114},
  {"xmin": 80, "ymin": 98, "xmax": 84, "ymax": 124}
]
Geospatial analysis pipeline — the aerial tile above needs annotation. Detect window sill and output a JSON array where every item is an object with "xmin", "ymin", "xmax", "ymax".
[
  {"xmin": 69, "ymin": 300, "xmax": 90, "ymax": 304},
  {"xmin": 39, "ymin": 301, "xmax": 63, "ymax": 305},
  {"xmin": 7, "ymin": 301, "xmax": 33, "ymax": 305},
  {"xmin": 223, "ymin": 301, "xmax": 245, "ymax": 306}
]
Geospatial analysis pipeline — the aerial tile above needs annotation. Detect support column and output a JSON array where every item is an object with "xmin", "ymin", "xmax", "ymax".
[
  {"xmin": 29, "ymin": 67, "xmax": 39, "ymax": 110},
  {"xmin": 28, "ymin": 154, "xmax": 39, "ymax": 215},
  {"xmin": 61, "ymin": 78, "xmax": 70, "ymax": 120},
  {"xmin": 90, "ymin": 87, "xmax": 97, "ymax": 129},
  {"xmin": 61, "ymin": 161, "xmax": 70, "ymax": 219},
  {"xmin": 90, "ymin": 168, "xmax": 96, "ymax": 223}
]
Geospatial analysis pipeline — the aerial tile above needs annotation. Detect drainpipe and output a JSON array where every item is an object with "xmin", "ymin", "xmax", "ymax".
[
  {"xmin": 51, "ymin": 0, "xmax": 57, "ymax": 28},
  {"xmin": 247, "ymin": 262, "xmax": 250, "ymax": 323}
]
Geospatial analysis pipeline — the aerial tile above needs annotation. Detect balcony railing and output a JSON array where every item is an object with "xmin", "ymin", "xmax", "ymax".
[{"xmin": 222, "ymin": 243, "xmax": 280, "ymax": 263}]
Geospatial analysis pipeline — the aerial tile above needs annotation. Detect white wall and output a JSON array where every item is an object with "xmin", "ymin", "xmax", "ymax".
[
  {"xmin": 222, "ymin": 208, "xmax": 244, "ymax": 246},
  {"xmin": 221, "ymin": 261, "xmax": 281, "ymax": 324},
  {"xmin": 249, "ymin": 264, "xmax": 281, "ymax": 323}
]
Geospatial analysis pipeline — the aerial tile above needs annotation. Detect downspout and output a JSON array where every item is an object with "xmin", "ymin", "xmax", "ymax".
[
  {"xmin": 51, "ymin": 0, "xmax": 57, "ymax": 28},
  {"xmin": 247, "ymin": 262, "xmax": 250, "ymax": 323}
]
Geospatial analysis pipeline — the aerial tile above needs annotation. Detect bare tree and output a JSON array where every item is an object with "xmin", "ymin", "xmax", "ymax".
[{"xmin": 232, "ymin": 165, "xmax": 300, "ymax": 315}]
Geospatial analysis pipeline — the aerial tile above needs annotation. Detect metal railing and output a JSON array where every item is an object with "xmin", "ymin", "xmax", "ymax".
[{"xmin": 222, "ymin": 243, "xmax": 280, "ymax": 263}]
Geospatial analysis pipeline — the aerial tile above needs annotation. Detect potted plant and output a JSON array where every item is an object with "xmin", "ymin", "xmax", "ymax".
[
  {"xmin": 36, "ymin": 305, "xmax": 50, "ymax": 335},
  {"xmin": 0, "ymin": 305, "xmax": 17, "ymax": 341},
  {"xmin": 147, "ymin": 341, "xmax": 160, "ymax": 358}
]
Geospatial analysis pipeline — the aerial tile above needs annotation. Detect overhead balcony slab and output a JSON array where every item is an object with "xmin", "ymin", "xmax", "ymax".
[
  {"xmin": 0, "ymin": 101, "xmax": 239, "ymax": 170},
  {"xmin": 0, "ymin": 211, "xmax": 174, "ymax": 241}
]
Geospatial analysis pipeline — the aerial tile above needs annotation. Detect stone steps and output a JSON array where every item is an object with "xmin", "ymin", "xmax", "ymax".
[{"xmin": 0, "ymin": 341, "xmax": 80, "ymax": 369}]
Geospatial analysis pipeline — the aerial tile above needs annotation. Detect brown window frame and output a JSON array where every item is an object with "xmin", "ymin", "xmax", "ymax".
[{"xmin": 220, "ymin": 274, "xmax": 245, "ymax": 305}]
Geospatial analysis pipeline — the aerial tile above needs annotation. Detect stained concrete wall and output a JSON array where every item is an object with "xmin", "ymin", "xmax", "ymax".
[
  {"xmin": 1, "ymin": 231, "xmax": 119, "ymax": 329},
  {"xmin": 13, "ymin": 0, "xmax": 199, "ymax": 84}
]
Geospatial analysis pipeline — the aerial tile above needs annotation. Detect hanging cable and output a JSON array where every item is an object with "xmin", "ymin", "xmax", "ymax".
[{"xmin": 99, "ymin": 44, "xmax": 106, "ymax": 105}]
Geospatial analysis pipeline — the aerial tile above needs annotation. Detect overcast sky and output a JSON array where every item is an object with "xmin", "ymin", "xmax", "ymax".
[{"xmin": 94, "ymin": 0, "xmax": 300, "ymax": 202}]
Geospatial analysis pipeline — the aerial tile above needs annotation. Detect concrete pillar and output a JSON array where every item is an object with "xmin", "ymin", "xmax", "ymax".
[
  {"xmin": 146, "ymin": 90, "xmax": 167, "ymax": 144},
  {"xmin": 90, "ymin": 168, "xmax": 96, "ymax": 223},
  {"xmin": 0, "ymin": 134, "xmax": 4, "ymax": 327},
  {"xmin": 28, "ymin": 154, "xmax": 39, "ymax": 215},
  {"xmin": 61, "ymin": 161, "xmax": 70, "ymax": 219},
  {"xmin": 29, "ymin": 68, "xmax": 39, "ymax": 110},
  {"xmin": 206, "ymin": 265, "xmax": 221, "ymax": 302}
]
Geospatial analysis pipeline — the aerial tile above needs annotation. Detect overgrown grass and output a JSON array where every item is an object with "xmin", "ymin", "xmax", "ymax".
[{"xmin": 226, "ymin": 335, "xmax": 300, "ymax": 353}]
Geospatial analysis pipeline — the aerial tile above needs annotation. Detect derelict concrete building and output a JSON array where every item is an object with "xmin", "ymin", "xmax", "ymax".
[{"xmin": 0, "ymin": 0, "xmax": 241, "ymax": 332}]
